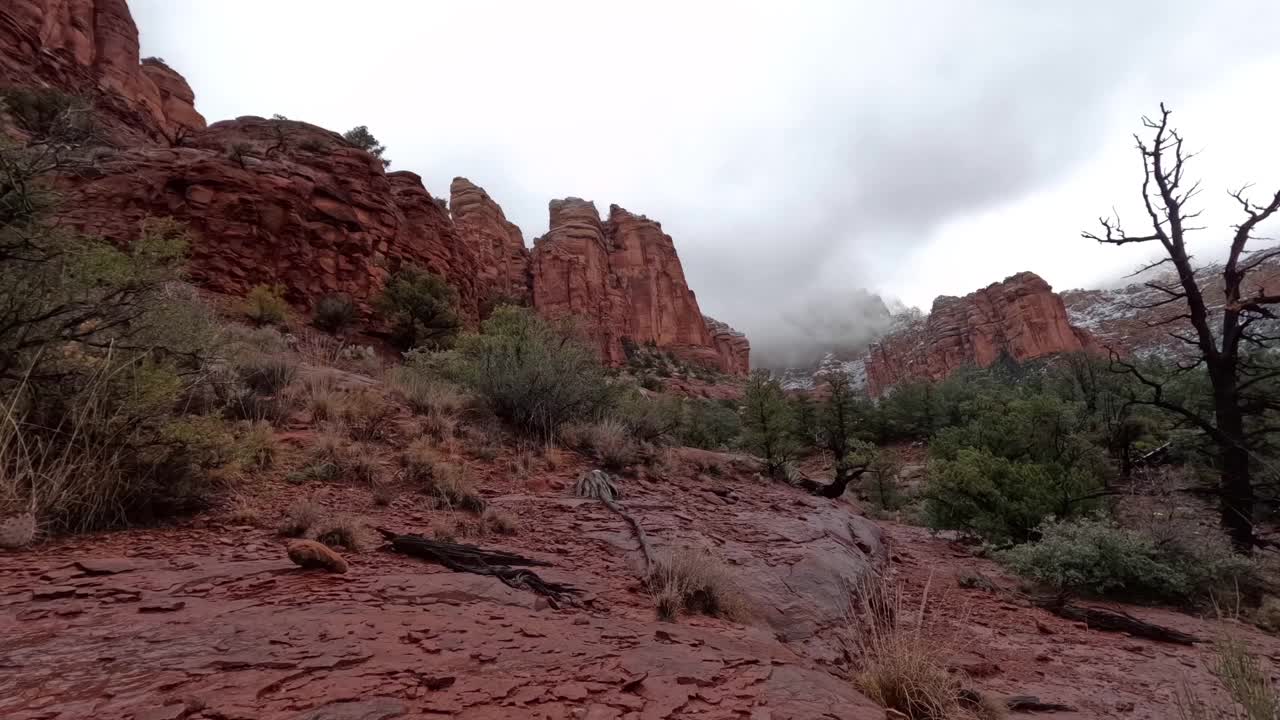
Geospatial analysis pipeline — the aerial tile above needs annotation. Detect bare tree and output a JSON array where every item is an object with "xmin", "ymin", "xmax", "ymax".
[{"xmin": 1084, "ymin": 103, "xmax": 1280, "ymax": 551}]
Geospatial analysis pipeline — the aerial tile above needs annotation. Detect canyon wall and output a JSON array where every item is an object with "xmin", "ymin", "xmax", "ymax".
[
  {"xmin": 0, "ymin": 0, "xmax": 204, "ymax": 143},
  {"xmin": 864, "ymin": 272, "xmax": 1093, "ymax": 396},
  {"xmin": 0, "ymin": 0, "xmax": 749, "ymax": 373}
]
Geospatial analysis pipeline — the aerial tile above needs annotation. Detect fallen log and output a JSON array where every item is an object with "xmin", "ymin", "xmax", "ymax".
[
  {"xmin": 1005, "ymin": 695, "xmax": 1078, "ymax": 713},
  {"xmin": 1032, "ymin": 595, "xmax": 1201, "ymax": 645},
  {"xmin": 376, "ymin": 528, "xmax": 582, "ymax": 608},
  {"xmin": 601, "ymin": 497, "xmax": 656, "ymax": 574}
]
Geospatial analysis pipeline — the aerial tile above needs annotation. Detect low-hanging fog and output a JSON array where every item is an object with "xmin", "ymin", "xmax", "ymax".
[{"xmin": 131, "ymin": 1, "xmax": 1280, "ymax": 368}]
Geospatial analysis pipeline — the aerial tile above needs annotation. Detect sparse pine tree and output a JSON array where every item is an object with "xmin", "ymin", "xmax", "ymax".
[{"xmin": 741, "ymin": 370, "xmax": 796, "ymax": 478}]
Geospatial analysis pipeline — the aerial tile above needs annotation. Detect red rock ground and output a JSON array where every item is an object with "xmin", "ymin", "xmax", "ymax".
[{"xmin": 2, "ymin": 394, "xmax": 1276, "ymax": 719}]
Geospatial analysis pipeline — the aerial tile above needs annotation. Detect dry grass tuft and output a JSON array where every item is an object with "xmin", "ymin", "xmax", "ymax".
[
  {"xmin": 240, "ymin": 420, "xmax": 277, "ymax": 470},
  {"xmin": 481, "ymin": 507, "xmax": 518, "ymax": 535},
  {"xmin": 561, "ymin": 418, "xmax": 638, "ymax": 469},
  {"xmin": 224, "ymin": 493, "xmax": 264, "ymax": 526},
  {"xmin": 340, "ymin": 389, "xmax": 396, "ymax": 442},
  {"xmin": 401, "ymin": 438, "xmax": 484, "ymax": 512},
  {"xmin": 278, "ymin": 497, "xmax": 324, "ymax": 537},
  {"xmin": 343, "ymin": 445, "xmax": 382, "ymax": 485},
  {"xmin": 647, "ymin": 548, "xmax": 748, "ymax": 622},
  {"xmin": 313, "ymin": 513, "xmax": 368, "ymax": 552},
  {"xmin": 845, "ymin": 573, "xmax": 1000, "ymax": 720}
]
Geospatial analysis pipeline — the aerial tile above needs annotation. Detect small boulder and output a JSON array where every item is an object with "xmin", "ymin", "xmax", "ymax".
[{"xmin": 287, "ymin": 540, "xmax": 348, "ymax": 573}]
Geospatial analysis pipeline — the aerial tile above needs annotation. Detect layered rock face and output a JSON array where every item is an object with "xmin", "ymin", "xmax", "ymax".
[
  {"xmin": 2, "ymin": 0, "xmax": 751, "ymax": 372},
  {"xmin": 448, "ymin": 177, "xmax": 531, "ymax": 306},
  {"xmin": 57, "ymin": 117, "xmax": 480, "ymax": 316},
  {"xmin": 0, "ymin": 0, "xmax": 205, "ymax": 143},
  {"xmin": 864, "ymin": 272, "xmax": 1093, "ymax": 396},
  {"xmin": 529, "ymin": 199, "xmax": 749, "ymax": 373}
]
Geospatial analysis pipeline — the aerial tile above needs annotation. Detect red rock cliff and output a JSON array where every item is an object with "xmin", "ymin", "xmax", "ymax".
[
  {"xmin": 0, "ymin": 0, "xmax": 205, "ymax": 143},
  {"xmin": 864, "ymin": 272, "xmax": 1092, "ymax": 396},
  {"xmin": 56, "ymin": 117, "xmax": 480, "ymax": 317},
  {"xmin": 448, "ymin": 177, "xmax": 531, "ymax": 308},
  {"xmin": 529, "ymin": 198, "xmax": 749, "ymax": 374}
]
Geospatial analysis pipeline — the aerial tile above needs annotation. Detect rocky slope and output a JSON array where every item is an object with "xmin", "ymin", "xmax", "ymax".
[
  {"xmin": 1062, "ymin": 257, "xmax": 1280, "ymax": 361},
  {"xmin": 0, "ymin": 0, "xmax": 750, "ymax": 374}
]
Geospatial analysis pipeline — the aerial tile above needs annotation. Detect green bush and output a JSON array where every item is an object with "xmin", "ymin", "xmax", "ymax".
[
  {"xmin": 342, "ymin": 125, "xmax": 390, "ymax": 168},
  {"xmin": 922, "ymin": 393, "xmax": 1110, "ymax": 543},
  {"xmin": 377, "ymin": 266, "xmax": 461, "ymax": 350},
  {"xmin": 443, "ymin": 306, "xmax": 613, "ymax": 438},
  {"xmin": 0, "ymin": 87, "xmax": 94, "ymax": 142},
  {"xmin": 312, "ymin": 293, "xmax": 356, "ymax": 333},
  {"xmin": 676, "ymin": 399, "xmax": 741, "ymax": 450},
  {"xmin": 243, "ymin": 284, "xmax": 288, "ymax": 326},
  {"xmin": 1000, "ymin": 517, "xmax": 1256, "ymax": 602},
  {"xmin": 740, "ymin": 370, "xmax": 796, "ymax": 477}
]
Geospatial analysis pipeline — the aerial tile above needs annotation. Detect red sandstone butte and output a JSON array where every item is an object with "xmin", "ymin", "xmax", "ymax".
[{"xmin": 864, "ymin": 271, "xmax": 1093, "ymax": 396}]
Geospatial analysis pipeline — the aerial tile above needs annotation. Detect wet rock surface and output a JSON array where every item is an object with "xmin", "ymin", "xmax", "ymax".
[{"xmin": 0, "ymin": 452, "xmax": 884, "ymax": 719}]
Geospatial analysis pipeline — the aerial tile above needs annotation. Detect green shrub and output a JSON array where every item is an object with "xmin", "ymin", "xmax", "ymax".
[
  {"xmin": 1000, "ymin": 517, "xmax": 1256, "ymax": 602},
  {"xmin": 312, "ymin": 293, "xmax": 356, "ymax": 333},
  {"xmin": 0, "ymin": 87, "xmax": 94, "ymax": 142},
  {"xmin": 561, "ymin": 418, "xmax": 638, "ymax": 469},
  {"xmin": 922, "ymin": 393, "xmax": 1110, "ymax": 543},
  {"xmin": 676, "ymin": 399, "xmax": 741, "ymax": 450},
  {"xmin": 243, "ymin": 284, "xmax": 288, "ymax": 326},
  {"xmin": 740, "ymin": 370, "xmax": 796, "ymax": 477},
  {"xmin": 342, "ymin": 125, "xmax": 390, "ymax": 168},
  {"xmin": 377, "ymin": 266, "xmax": 460, "ymax": 350},
  {"xmin": 444, "ymin": 306, "xmax": 613, "ymax": 438}
]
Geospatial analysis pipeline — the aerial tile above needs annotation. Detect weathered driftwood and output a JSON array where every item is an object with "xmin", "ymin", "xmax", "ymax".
[
  {"xmin": 574, "ymin": 470, "xmax": 654, "ymax": 574},
  {"xmin": 602, "ymin": 497, "xmax": 655, "ymax": 574},
  {"xmin": 1032, "ymin": 595, "xmax": 1201, "ymax": 645},
  {"xmin": 376, "ymin": 528, "xmax": 581, "ymax": 608}
]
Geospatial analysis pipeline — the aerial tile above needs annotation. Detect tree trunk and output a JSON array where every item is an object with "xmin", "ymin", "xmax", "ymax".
[{"xmin": 1220, "ymin": 443, "xmax": 1254, "ymax": 553}]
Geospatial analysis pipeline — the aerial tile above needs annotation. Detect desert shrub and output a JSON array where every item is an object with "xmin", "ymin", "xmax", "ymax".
[
  {"xmin": 301, "ymin": 373, "xmax": 341, "ymax": 422},
  {"xmin": 740, "ymin": 370, "xmax": 797, "ymax": 477},
  {"xmin": 239, "ymin": 421, "xmax": 277, "ymax": 470},
  {"xmin": 388, "ymin": 367, "xmax": 468, "ymax": 417},
  {"xmin": 342, "ymin": 125, "xmax": 390, "ymax": 168},
  {"xmin": 427, "ymin": 462, "xmax": 484, "ymax": 512},
  {"xmin": 0, "ymin": 87, "xmax": 94, "ymax": 142},
  {"xmin": 314, "ymin": 513, "xmax": 367, "ymax": 551},
  {"xmin": 647, "ymin": 548, "xmax": 748, "ymax": 622},
  {"xmin": 376, "ymin": 266, "xmax": 460, "ymax": 350},
  {"xmin": 1000, "ymin": 517, "xmax": 1256, "ymax": 602},
  {"xmin": 278, "ymin": 497, "xmax": 324, "ymax": 537},
  {"xmin": 922, "ymin": 393, "xmax": 1110, "ymax": 543},
  {"xmin": 614, "ymin": 390, "xmax": 681, "ymax": 444},
  {"xmin": 312, "ymin": 293, "xmax": 356, "ymax": 333},
  {"xmin": 224, "ymin": 355, "xmax": 299, "ymax": 426},
  {"xmin": 343, "ymin": 447, "xmax": 382, "ymax": 485},
  {"xmin": 288, "ymin": 461, "xmax": 340, "ymax": 484},
  {"xmin": 242, "ymin": 284, "xmax": 288, "ymax": 326},
  {"xmin": 443, "ymin": 306, "xmax": 614, "ymax": 438},
  {"xmin": 863, "ymin": 449, "xmax": 904, "ymax": 510},
  {"xmin": 224, "ymin": 492, "xmax": 263, "ymax": 526},
  {"xmin": 340, "ymin": 389, "xmax": 395, "ymax": 442},
  {"xmin": 481, "ymin": 507, "xmax": 517, "ymax": 535},
  {"xmin": 675, "ymin": 399, "xmax": 741, "ymax": 450},
  {"xmin": 562, "ymin": 418, "xmax": 638, "ymax": 469}
]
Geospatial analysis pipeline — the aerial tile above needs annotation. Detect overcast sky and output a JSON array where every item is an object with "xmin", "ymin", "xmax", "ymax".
[{"xmin": 131, "ymin": 1, "xmax": 1280, "ymax": 367}]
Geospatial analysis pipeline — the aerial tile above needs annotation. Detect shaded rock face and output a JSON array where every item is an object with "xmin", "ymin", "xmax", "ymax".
[
  {"xmin": 865, "ymin": 271, "xmax": 1093, "ymax": 396},
  {"xmin": 448, "ymin": 177, "xmax": 531, "ymax": 308},
  {"xmin": 0, "ymin": 0, "xmax": 205, "ymax": 143},
  {"xmin": 56, "ymin": 117, "xmax": 480, "ymax": 317},
  {"xmin": 530, "ymin": 199, "xmax": 750, "ymax": 374}
]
